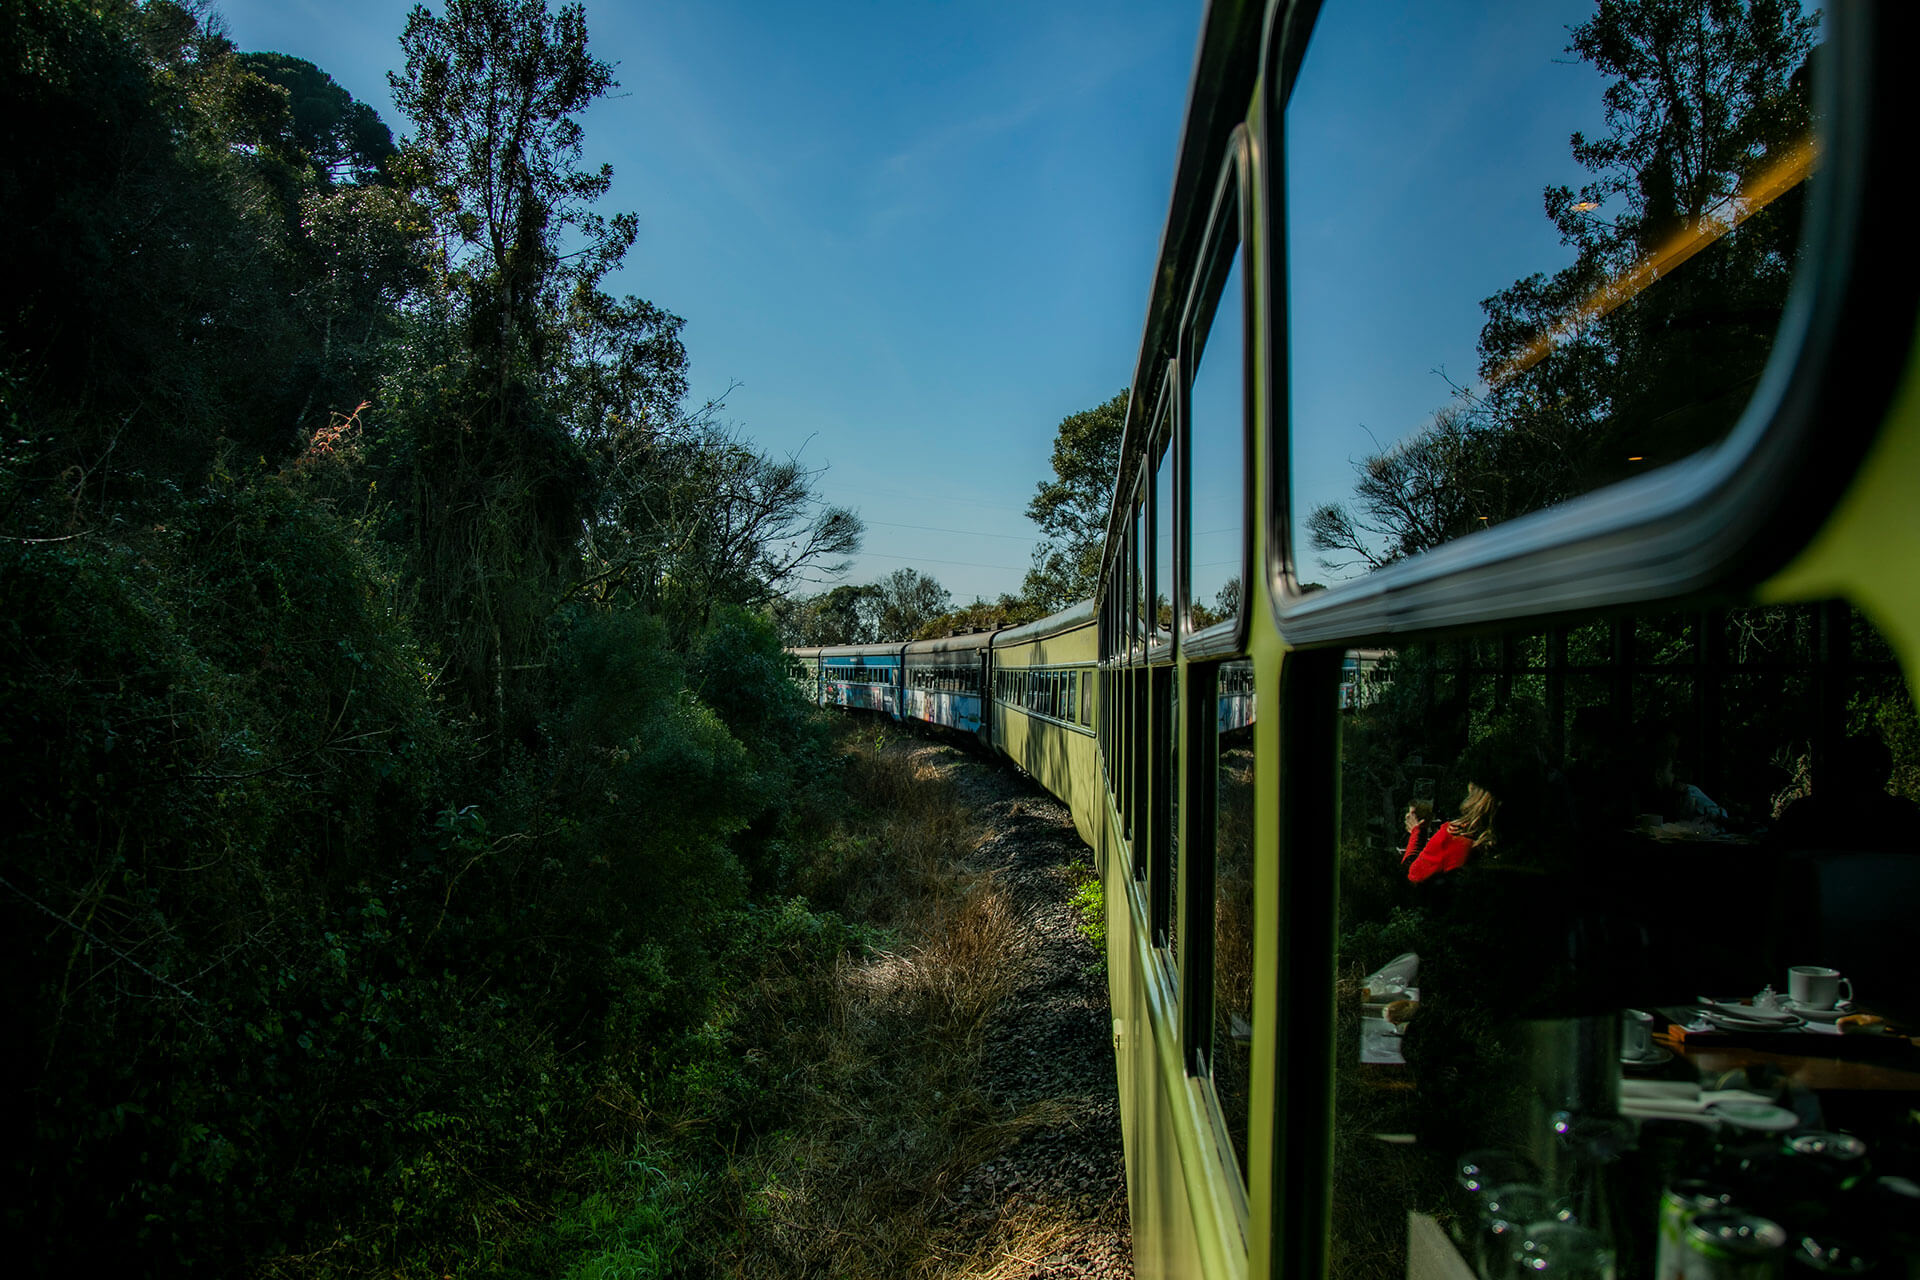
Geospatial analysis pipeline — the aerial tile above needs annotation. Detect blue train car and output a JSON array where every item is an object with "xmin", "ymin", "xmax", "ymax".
[
  {"xmin": 818, "ymin": 644, "xmax": 905, "ymax": 719},
  {"xmin": 902, "ymin": 631, "xmax": 994, "ymax": 744}
]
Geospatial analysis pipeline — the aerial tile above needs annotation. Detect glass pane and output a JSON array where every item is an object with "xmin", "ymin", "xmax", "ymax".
[
  {"xmin": 1189, "ymin": 246, "xmax": 1245, "ymax": 630},
  {"xmin": 1213, "ymin": 658, "xmax": 1256, "ymax": 1183},
  {"xmin": 1133, "ymin": 496, "xmax": 1149, "ymax": 654},
  {"xmin": 1165, "ymin": 667, "xmax": 1181, "ymax": 958},
  {"xmin": 1288, "ymin": 2, "xmax": 1817, "ymax": 587},
  {"xmin": 1329, "ymin": 603, "xmax": 1920, "ymax": 1280},
  {"xmin": 1155, "ymin": 437, "xmax": 1176, "ymax": 644}
]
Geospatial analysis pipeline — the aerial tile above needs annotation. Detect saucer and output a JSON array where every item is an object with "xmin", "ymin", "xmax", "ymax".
[
  {"xmin": 1784, "ymin": 1001, "xmax": 1853, "ymax": 1024},
  {"xmin": 1620, "ymin": 1045, "xmax": 1674, "ymax": 1069},
  {"xmin": 1698, "ymin": 998, "xmax": 1803, "ymax": 1027},
  {"xmin": 1708, "ymin": 1101, "xmax": 1800, "ymax": 1132},
  {"xmin": 1704, "ymin": 1010, "xmax": 1806, "ymax": 1032}
]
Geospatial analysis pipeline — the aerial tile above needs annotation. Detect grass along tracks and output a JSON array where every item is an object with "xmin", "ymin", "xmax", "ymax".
[{"xmin": 694, "ymin": 725, "xmax": 1131, "ymax": 1279}]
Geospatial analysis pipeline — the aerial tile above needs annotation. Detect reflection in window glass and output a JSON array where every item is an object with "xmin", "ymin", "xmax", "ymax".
[
  {"xmin": 1288, "ymin": 2, "xmax": 1816, "ymax": 587},
  {"xmin": 1212, "ymin": 658, "xmax": 1256, "ymax": 1183},
  {"xmin": 1133, "ymin": 495, "xmax": 1149, "ymax": 653},
  {"xmin": 1189, "ymin": 246, "xmax": 1245, "ymax": 631},
  {"xmin": 1155, "ymin": 436, "xmax": 1176, "ymax": 644},
  {"xmin": 1163, "ymin": 667, "xmax": 1180, "ymax": 959},
  {"xmin": 1329, "ymin": 604, "xmax": 1920, "ymax": 1280}
]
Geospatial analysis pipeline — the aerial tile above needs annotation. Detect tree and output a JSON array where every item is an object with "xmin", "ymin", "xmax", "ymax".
[
  {"xmin": 775, "ymin": 583, "xmax": 881, "ymax": 647},
  {"xmin": 234, "ymin": 52, "xmax": 397, "ymax": 185},
  {"xmin": 383, "ymin": 0, "xmax": 644, "ymax": 735},
  {"xmin": 1023, "ymin": 390, "xmax": 1127, "ymax": 610},
  {"xmin": 872, "ymin": 568, "xmax": 950, "ymax": 640},
  {"xmin": 1308, "ymin": 0, "xmax": 1815, "ymax": 574},
  {"xmin": 915, "ymin": 593, "xmax": 1048, "ymax": 640},
  {"xmin": 389, "ymin": 0, "xmax": 634, "ymax": 365}
]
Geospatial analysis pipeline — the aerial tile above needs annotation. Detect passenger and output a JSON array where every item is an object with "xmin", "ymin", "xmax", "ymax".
[
  {"xmin": 1635, "ymin": 719, "xmax": 1727, "ymax": 826},
  {"xmin": 1401, "ymin": 797, "xmax": 1441, "ymax": 857},
  {"xmin": 1402, "ymin": 780, "xmax": 1499, "ymax": 883},
  {"xmin": 1771, "ymin": 732, "xmax": 1920, "ymax": 853}
]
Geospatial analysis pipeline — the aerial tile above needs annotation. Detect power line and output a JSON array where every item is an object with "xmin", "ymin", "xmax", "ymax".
[
  {"xmin": 853, "ymin": 549, "xmax": 1031, "ymax": 572},
  {"xmin": 863, "ymin": 518, "xmax": 1037, "ymax": 542}
]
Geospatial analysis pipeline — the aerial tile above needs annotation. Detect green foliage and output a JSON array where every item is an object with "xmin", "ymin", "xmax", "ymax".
[
  {"xmin": 915, "ymin": 592, "xmax": 1049, "ymax": 639},
  {"xmin": 775, "ymin": 567, "xmax": 951, "ymax": 646},
  {"xmin": 1024, "ymin": 389, "xmax": 1128, "ymax": 611},
  {"xmin": 1069, "ymin": 873, "xmax": 1107, "ymax": 979},
  {"xmin": 2, "ymin": 2, "xmax": 880, "ymax": 1275}
]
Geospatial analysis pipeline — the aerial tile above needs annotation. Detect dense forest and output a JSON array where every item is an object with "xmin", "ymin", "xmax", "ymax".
[{"xmin": 0, "ymin": 1, "xmax": 911, "ymax": 1273}]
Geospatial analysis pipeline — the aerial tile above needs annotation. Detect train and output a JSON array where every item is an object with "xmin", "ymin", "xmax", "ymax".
[{"xmin": 797, "ymin": 2, "xmax": 1920, "ymax": 1278}]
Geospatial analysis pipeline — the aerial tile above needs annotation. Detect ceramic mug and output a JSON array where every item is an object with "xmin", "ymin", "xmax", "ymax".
[
  {"xmin": 1788, "ymin": 965, "xmax": 1852, "ymax": 1010},
  {"xmin": 1621, "ymin": 1008, "xmax": 1653, "ymax": 1060}
]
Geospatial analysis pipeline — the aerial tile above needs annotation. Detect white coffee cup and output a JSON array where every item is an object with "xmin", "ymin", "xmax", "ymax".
[
  {"xmin": 1621, "ymin": 1008, "xmax": 1653, "ymax": 1059},
  {"xmin": 1788, "ymin": 965, "xmax": 1852, "ymax": 1010}
]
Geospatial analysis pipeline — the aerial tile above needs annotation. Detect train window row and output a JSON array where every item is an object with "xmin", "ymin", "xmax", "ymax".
[
  {"xmin": 994, "ymin": 665, "xmax": 1094, "ymax": 731},
  {"xmin": 908, "ymin": 663, "xmax": 980, "ymax": 695},
  {"xmin": 1097, "ymin": 135, "xmax": 1260, "ymax": 1198},
  {"xmin": 824, "ymin": 665, "xmax": 894, "ymax": 684}
]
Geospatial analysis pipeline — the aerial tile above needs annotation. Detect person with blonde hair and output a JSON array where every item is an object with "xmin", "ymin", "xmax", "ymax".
[{"xmin": 1402, "ymin": 779, "xmax": 1500, "ymax": 883}]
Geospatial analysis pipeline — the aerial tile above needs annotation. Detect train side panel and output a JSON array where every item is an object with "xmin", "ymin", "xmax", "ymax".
[{"xmin": 988, "ymin": 608, "xmax": 1101, "ymax": 850}]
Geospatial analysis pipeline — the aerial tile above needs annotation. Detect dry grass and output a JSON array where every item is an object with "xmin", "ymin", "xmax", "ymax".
[{"xmin": 704, "ymin": 727, "xmax": 1084, "ymax": 1279}]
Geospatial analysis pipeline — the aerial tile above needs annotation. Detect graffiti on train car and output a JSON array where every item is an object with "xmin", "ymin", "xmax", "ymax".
[{"xmin": 904, "ymin": 688, "xmax": 983, "ymax": 734}]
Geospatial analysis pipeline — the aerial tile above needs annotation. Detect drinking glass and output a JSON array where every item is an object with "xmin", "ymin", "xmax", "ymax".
[
  {"xmin": 1478, "ymin": 1184, "xmax": 1555, "ymax": 1280},
  {"xmin": 1511, "ymin": 1221, "xmax": 1616, "ymax": 1280}
]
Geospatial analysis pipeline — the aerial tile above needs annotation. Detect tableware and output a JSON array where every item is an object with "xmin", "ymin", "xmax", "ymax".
[
  {"xmin": 1457, "ymin": 1149, "xmax": 1539, "ymax": 1200},
  {"xmin": 1783, "ymin": 1000, "xmax": 1854, "ymax": 1024},
  {"xmin": 1696, "ymin": 998, "xmax": 1803, "ymax": 1029},
  {"xmin": 1704, "ymin": 1010, "xmax": 1806, "ymax": 1033},
  {"xmin": 1621, "ymin": 1008, "xmax": 1653, "ymax": 1060},
  {"xmin": 1620, "ymin": 1044, "xmax": 1674, "ymax": 1069},
  {"xmin": 1511, "ymin": 1220, "xmax": 1616, "ymax": 1280},
  {"xmin": 1789, "ymin": 965, "xmax": 1853, "ymax": 1010},
  {"xmin": 1707, "ymin": 1101, "xmax": 1800, "ymax": 1131},
  {"xmin": 1479, "ymin": 1183, "xmax": 1555, "ymax": 1280}
]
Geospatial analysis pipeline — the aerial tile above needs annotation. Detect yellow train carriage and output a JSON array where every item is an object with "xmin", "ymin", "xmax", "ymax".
[
  {"xmin": 988, "ymin": 600, "xmax": 1101, "ymax": 850},
  {"xmin": 1095, "ymin": 3, "xmax": 1920, "ymax": 1280}
]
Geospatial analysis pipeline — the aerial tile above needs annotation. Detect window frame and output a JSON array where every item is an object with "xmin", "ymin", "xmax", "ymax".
[
  {"xmin": 1181, "ymin": 129, "xmax": 1255, "ymax": 663},
  {"xmin": 1264, "ymin": 3, "xmax": 1910, "ymax": 648}
]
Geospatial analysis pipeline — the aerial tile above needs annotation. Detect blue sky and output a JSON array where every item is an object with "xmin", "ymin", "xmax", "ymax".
[
  {"xmin": 212, "ymin": 1, "xmax": 1636, "ymax": 601},
  {"xmin": 212, "ymin": 0, "xmax": 1198, "ymax": 603}
]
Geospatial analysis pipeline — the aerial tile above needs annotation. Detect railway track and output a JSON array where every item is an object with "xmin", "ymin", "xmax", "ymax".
[{"xmin": 906, "ymin": 738, "xmax": 1133, "ymax": 1279}]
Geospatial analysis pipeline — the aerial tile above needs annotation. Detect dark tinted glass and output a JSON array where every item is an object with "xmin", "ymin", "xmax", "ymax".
[
  {"xmin": 1155, "ymin": 436, "xmax": 1176, "ymax": 645},
  {"xmin": 1328, "ymin": 602, "xmax": 1918, "ymax": 1280},
  {"xmin": 1212, "ymin": 657, "xmax": 1256, "ymax": 1183}
]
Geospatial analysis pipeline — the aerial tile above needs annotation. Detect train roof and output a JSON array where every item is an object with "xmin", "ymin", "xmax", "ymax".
[
  {"xmin": 991, "ymin": 598, "xmax": 1096, "ymax": 648},
  {"xmin": 1103, "ymin": 0, "xmax": 1266, "ymax": 569},
  {"xmin": 903, "ymin": 630, "xmax": 998, "ymax": 657},
  {"xmin": 813, "ymin": 643, "xmax": 907, "ymax": 662}
]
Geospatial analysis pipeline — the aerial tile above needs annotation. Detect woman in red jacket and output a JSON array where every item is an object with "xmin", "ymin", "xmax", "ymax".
[{"xmin": 1402, "ymin": 781, "xmax": 1499, "ymax": 883}]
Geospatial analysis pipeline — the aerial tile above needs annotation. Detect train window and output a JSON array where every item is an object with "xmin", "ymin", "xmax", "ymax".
[
  {"xmin": 1328, "ymin": 602, "xmax": 1918, "ymax": 1280},
  {"xmin": 1151, "ymin": 665, "xmax": 1179, "ymax": 963},
  {"xmin": 1133, "ymin": 486, "xmax": 1149, "ymax": 656},
  {"xmin": 1285, "ymin": 2, "xmax": 1817, "ymax": 591},
  {"xmin": 1209, "ymin": 657, "xmax": 1256, "ymax": 1183},
  {"xmin": 1154, "ymin": 417, "xmax": 1176, "ymax": 647},
  {"xmin": 1185, "ymin": 200, "xmax": 1245, "ymax": 636}
]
